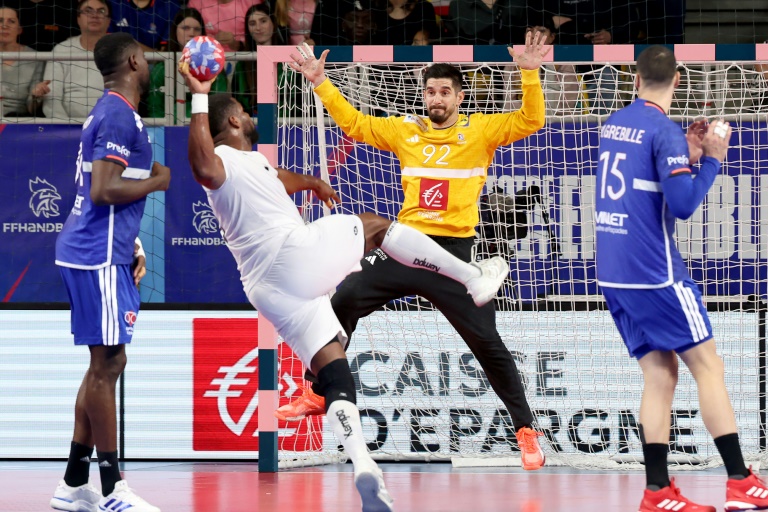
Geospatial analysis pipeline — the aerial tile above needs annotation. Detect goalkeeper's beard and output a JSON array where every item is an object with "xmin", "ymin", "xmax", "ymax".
[{"xmin": 428, "ymin": 105, "xmax": 454, "ymax": 125}]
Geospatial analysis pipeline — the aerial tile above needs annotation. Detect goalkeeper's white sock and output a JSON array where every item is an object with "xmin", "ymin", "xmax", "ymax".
[
  {"xmin": 327, "ymin": 400, "xmax": 370, "ymax": 465},
  {"xmin": 380, "ymin": 222, "xmax": 481, "ymax": 285}
]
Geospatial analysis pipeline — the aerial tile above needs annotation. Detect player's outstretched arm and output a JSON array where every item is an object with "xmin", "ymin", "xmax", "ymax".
[
  {"xmin": 276, "ymin": 167, "xmax": 340, "ymax": 209},
  {"xmin": 180, "ymin": 65, "xmax": 226, "ymax": 190},
  {"xmin": 91, "ymin": 160, "xmax": 170, "ymax": 205},
  {"xmin": 289, "ymin": 43, "xmax": 397, "ymax": 151}
]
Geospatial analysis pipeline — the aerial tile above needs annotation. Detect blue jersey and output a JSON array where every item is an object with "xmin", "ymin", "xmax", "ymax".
[
  {"xmin": 55, "ymin": 90, "xmax": 153, "ymax": 269},
  {"xmin": 110, "ymin": 0, "xmax": 181, "ymax": 49},
  {"xmin": 595, "ymin": 99, "xmax": 692, "ymax": 288}
]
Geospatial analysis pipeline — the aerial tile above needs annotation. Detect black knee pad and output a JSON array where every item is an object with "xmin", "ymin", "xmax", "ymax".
[{"xmin": 315, "ymin": 358, "xmax": 357, "ymax": 411}]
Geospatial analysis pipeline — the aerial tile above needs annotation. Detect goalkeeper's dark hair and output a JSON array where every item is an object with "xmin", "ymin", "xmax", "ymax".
[
  {"xmin": 209, "ymin": 94, "xmax": 239, "ymax": 138},
  {"xmin": 94, "ymin": 33, "xmax": 139, "ymax": 77},
  {"xmin": 423, "ymin": 63, "xmax": 464, "ymax": 91},
  {"xmin": 636, "ymin": 45, "xmax": 678, "ymax": 88}
]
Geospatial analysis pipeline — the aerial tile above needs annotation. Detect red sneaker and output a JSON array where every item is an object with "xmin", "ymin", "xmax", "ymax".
[
  {"xmin": 273, "ymin": 385, "xmax": 325, "ymax": 422},
  {"xmin": 638, "ymin": 479, "xmax": 715, "ymax": 512},
  {"xmin": 515, "ymin": 427, "xmax": 545, "ymax": 471},
  {"xmin": 725, "ymin": 467, "xmax": 768, "ymax": 511}
]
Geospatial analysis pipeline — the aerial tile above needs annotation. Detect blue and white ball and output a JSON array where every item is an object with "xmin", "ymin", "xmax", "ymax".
[{"xmin": 182, "ymin": 36, "xmax": 225, "ymax": 81}]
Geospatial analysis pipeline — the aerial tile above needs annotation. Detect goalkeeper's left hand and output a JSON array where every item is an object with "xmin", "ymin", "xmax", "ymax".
[{"xmin": 509, "ymin": 29, "xmax": 551, "ymax": 70}]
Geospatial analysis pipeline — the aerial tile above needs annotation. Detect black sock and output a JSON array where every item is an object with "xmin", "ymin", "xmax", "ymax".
[
  {"xmin": 63, "ymin": 442, "xmax": 93, "ymax": 488},
  {"xmin": 714, "ymin": 433, "xmax": 750, "ymax": 478},
  {"xmin": 643, "ymin": 443, "xmax": 671, "ymax": 489},
  {"xmin": 96, "ymin": 450, "xmax": 122, "ymax": 496}
]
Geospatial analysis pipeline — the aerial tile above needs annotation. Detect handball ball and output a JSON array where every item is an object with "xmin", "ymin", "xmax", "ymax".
[{"xmin": 182, "ymin": 36, "xmax": 225, "ymax": 81}]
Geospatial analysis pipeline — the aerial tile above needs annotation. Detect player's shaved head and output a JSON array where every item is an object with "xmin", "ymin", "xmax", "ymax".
[
  {"xmin": 636, "ymin": 45, "xmax": 678, "ymax": 89},
  {"xmin": 209, "ymin": 94, "xmax": 240, "ymax": 138},
  {"xmin": 423, "ymin": 63, "xmax": 464, "ymax": 92},
  {"xmin": 94, "ymin": 32, "xmax": 140, "ymax": 77}
]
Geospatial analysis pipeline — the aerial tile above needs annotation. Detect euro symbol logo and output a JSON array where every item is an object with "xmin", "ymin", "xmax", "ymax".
[{"xmin": 203, "ymin": 347, "xmax": 259, "ymax": 436}]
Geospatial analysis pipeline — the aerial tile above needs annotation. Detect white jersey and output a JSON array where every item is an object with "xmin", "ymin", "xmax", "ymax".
[{"xmin": 207, "ymin": 145, "xmax": 304, "ymax": 291}]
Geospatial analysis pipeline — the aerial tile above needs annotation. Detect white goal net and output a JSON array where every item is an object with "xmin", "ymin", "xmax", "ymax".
[{"xmin": 273, "ymin": 60, "xmax": 767, "ymax": 469}]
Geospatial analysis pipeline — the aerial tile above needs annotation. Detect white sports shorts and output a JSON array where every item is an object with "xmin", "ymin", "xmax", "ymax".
[{"xmin": 246, "ymin": 214, "xmax": 365, "ymax": 366}]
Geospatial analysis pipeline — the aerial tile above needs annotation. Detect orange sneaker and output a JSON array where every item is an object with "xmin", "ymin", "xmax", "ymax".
[
  {"xmin": 515, "ymin": 427, "xmax": 545, "ymax": 470},
  {"xmin": 639, "ymin": 479, "xmax": 715, "ymax": 512},
  {"xmin": 725, "ymin": 467, "xmax": 768, "ymax": 511},
  {"xmin": 274, "ymin": 385, "xmax": 326, "ymax": 422}
]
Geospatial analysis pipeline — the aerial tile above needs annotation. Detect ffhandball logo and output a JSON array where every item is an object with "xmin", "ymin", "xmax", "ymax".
[
  {"xmin": 192, "ymin": 318, "xmax": 321, "ymax": 452},
  {"xmin": 29, "ymin": 177, "xmax": 61, "ymax": 218},
  {"xmin": 192, "ymin": 201, "xmax": 219, "ymax": 234},
  {"xmin": 124, "ymin": 311, "xmax": 137, "ymax": 335}
]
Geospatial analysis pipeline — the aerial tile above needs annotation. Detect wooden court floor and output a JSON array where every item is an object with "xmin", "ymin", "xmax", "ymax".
[{"xmin": 0, "ymin": 461, "xmax": 735, "ymax": 512}]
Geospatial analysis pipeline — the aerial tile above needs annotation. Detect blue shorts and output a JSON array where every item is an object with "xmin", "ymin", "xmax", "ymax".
[
  {"xmin": 602, "ymin": 278, "xmax": 713, "ymax": 359},
  {"xmin": 59, "ymin": 265, "xmax": 140, "ymax": 346}
]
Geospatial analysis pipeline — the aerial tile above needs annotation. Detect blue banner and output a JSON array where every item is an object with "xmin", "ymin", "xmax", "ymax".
[
  {"xmin": 0, "ymin": 124, "xmax": 80, "ymax": 302},
  {"xmin": 163, "ymin": 127, "xmax": 245, "ymax": 303}
]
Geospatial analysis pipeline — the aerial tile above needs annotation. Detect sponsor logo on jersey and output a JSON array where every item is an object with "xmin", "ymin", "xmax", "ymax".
[
  {"xmin": 667, "ymin": 155, "xmax": 689, "ymax": 166},
  {"xmin": 419, "ymin": 178, "xmax": 448, "ymax": 210},
  {"xmin": 29, "ymin": 177, "xmax": 61, "ymax": 218},
  {"xmin": 457, "ymin": 133, "xmax": 466, "ymax": 144},
  {"xmin": 404, "ymin": 115, "xmax": 428, "ymax": 132},
  {"xmin": 124, "ymin": 311, "xmax": 137, "ymax": 335},
  {"xmin": 133, "ymin": 111, "xmax": 144, "ymax": 132},
  {"xmin": 106, "ymin": 142, "xmax": 131, "ymax": 158},
  {"xmin": 406, "ymin": 135, "xmax": 420, "ymax": 143},
  {"xmin": 116, "ymin": 18, "xmax": 129, "ymax": 27}
]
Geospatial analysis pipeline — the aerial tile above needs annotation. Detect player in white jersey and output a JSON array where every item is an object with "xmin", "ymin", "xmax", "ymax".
[
  {"xmin": 180, "ymin": 68, "xmax": 511, "ymax": 512},
  {"xmin": 50, "ymin": 33, "xmax": 168, "ymax": 512}
]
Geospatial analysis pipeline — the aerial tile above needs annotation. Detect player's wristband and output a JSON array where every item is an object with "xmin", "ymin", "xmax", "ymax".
[{"xmin": 191, "ymin": 93, "xmax": 208, "ymax": 114}]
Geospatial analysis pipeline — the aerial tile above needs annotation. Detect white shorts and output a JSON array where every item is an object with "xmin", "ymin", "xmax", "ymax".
[{"xmin": 246, "ymin": 214, "xmax": 365, "ymax": 366}]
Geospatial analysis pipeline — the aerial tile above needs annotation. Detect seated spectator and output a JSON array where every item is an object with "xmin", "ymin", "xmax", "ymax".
[
  {"xmin": 41, "ymin": 0, "xmax": 110, "ymax": 119},
  {"xmin": 310, "ymin": 0, "xmax": 381, "ymax": 45},
  {"xmin": 7, "ymin": 0, "xmax": 78, "ymax": 52},
  {"xmin": 0, "ymin": 5, "xmax": 46, "ymax": 116},
  {"xmin": 379, "ymin": 0, "xmax": 438, "ymax": 45},
  {"xmin": 445, "ymin": 0, "xmax": 527, "ymax": 45},
  {"xmin": 527, "ymin": 24, "xmax": 580, "ymax": 115},
  {"xmin": 187, "ymin": 0, "xmax": 262, "ymax": 51},
  {"xmin": 535, "ymin": 0, "xmax": 628, "ymax": 115},
  {"xmin": 110, "ymin": 0, "xmax": 181, "ymax": 50},
  {"xmin": 144, "ymin": 7, "xmax": 228, "ymax": 120},
  {"xmin": 275, "ymin": 0, "xmax": 315, "ymax": 45},
  {"xmin": 232, "ymin": 3, "xmax": 288, "ymax": 116}
]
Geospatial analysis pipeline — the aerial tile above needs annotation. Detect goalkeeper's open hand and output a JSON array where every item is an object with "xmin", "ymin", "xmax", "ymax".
[
  {"xmin": 509, "ymin": 30, "xmax": 551, "ymax": 70},
  {"xmin": 290, "ymin": 42, "xmax": 329, "ymax": 88}
]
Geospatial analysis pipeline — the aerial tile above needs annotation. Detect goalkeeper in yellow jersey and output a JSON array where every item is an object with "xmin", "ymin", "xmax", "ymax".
[{"xmin": 279, "ymin": 33, "xmax": 549, "ymax": 470}]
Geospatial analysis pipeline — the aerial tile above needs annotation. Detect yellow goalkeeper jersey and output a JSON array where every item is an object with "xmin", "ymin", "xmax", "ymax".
[{"xmin": 313, "ymin": 69, "xmax": 545, "ymax": 238}]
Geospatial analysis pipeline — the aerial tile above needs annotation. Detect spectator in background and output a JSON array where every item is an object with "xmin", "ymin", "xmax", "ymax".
[
  {"xmin": 7, "ymin": 0, "xmax": 77, "ymax": 52},
  {"xmin": 310, "ymin": 0, "xmax": 381, "ymax": 45},
  {"xmin": 379, "ymin": 0, "xmax": 438, "ymax": 45},
  {"xmin": 0, "ymin": 5, "xmax": 46, "ymax": 116},
  {"xmin": 144, "ymin": 7, "xmax": 228, "ymax": 120},
  {"xmin": 526, "ymin": 23, "xmax": 579, "ymax": 115},
  {"xmin": 109, "ymin": 0, "xmax": 181, "ymax": 50},
  {"xmin": 445, "ymin": 0, "xmax": 527, "ymax": 45},
  {"xmin": 232, "ymin": 3, "xmax": 288, "ymax": 116},
  {"xmin": 187, "ymin": 0, "xmax": 262, "ymax": 51},
  {"xmin": 535, "ymin": 0, "xmax": 631, "ymax": 114},
  {"xmin": 275, "ymin": 0, "xmax": 315, "ymax": 45},
  {"xmin": 41, "ymin": 0, "xmax": 111, "ymax": 119}
]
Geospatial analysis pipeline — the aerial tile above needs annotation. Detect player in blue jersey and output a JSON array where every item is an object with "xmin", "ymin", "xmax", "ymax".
[
  {"xmin": 50, "ymin": 33, "xmax": 169, "ymax": 512},
  {"xmin": 596, "ymin": 45, "xmax": 768, "ymax": 512}
]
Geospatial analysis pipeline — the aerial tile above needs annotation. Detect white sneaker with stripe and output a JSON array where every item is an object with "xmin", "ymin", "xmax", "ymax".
[
  {"xmin": 50, "ymin": 480, "xmax": 101, "ymax": 512},
  {"xmin": 98, "ymin": 481, "xmax": 160, "ymax": 512}
]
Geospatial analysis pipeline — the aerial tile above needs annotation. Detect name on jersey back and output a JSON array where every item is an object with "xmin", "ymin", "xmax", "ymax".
[{"xmin": 600, "ymin": 124, "xmax": 645, "ymax": 144}]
